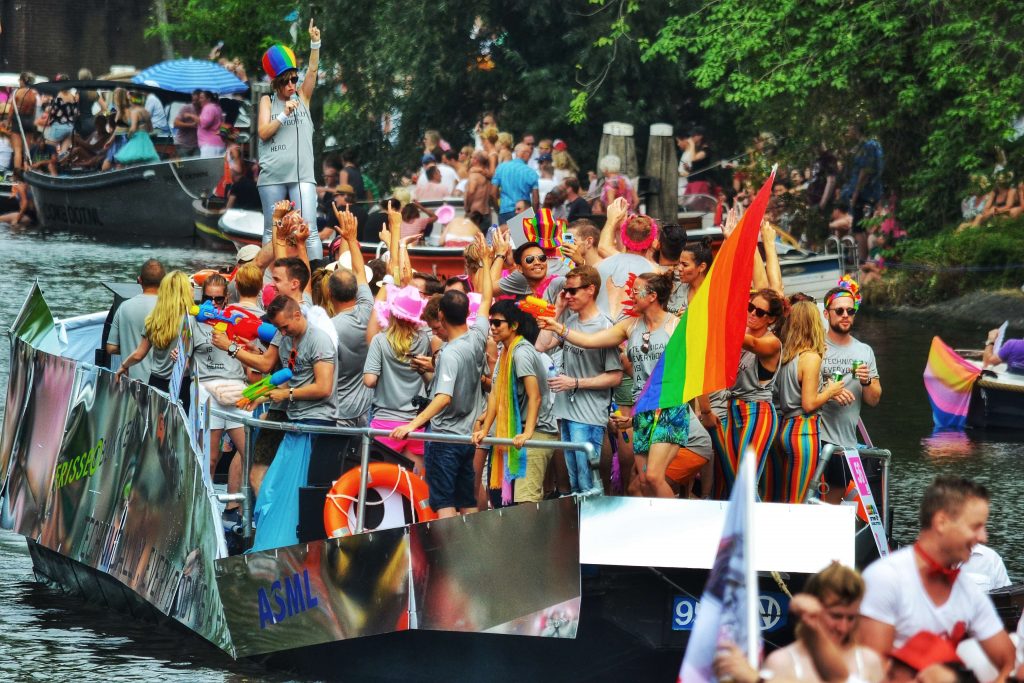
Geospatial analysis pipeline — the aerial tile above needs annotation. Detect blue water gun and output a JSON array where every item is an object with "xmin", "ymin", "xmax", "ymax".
[{"xmin": 190, "ymin": 301, "xmax": 277, "ymax": 344}]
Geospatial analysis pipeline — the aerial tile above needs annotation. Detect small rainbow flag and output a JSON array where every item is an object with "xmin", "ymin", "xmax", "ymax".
[
  {"xmin": 634, "ymin": 169, "xmax": 776, "ymax": 414},
  {"xmin": 922, "ymin": 336, "xmax": 980, "ymax": 429}
]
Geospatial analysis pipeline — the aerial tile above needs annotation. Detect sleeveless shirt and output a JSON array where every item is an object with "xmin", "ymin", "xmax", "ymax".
[
  {"xmin": 258, "ymin": 94, "xmax": 315, "ymax": 186},
  {"xmin": 730, "ymin": 348, "xmax": 778, "ymax": 403}
]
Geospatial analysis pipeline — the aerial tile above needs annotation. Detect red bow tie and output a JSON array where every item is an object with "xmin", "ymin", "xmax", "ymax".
[{"xmin": 915, "ymin": 544, "xmax": 960, "ymax": 584}]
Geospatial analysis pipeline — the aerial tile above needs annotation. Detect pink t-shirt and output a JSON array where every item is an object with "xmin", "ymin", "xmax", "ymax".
[
  {"xmin": 197, "ymin": 102, "xmax": 224, "ymax": 148},
  {"xmin": 400, "ymin": 216, "xmax": 432, "ymax": 240}
]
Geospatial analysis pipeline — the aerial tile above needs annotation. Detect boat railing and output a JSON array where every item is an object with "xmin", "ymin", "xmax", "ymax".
[
  {"xmin": 804, "ymin": 442, "xmax": 891, "ymax": 540},
  {"xmin": 207, "ymin": 406, "xmax": 596, "ymax": 544},
  {"xmin": 824, "ymin": 234, "xmax": 859, "ymax": 273}
]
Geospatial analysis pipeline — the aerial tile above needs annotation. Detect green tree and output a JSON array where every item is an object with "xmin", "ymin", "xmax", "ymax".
[{"xmin": 628, "ymin": 0, "xmax": 1024, "ymax": 233}]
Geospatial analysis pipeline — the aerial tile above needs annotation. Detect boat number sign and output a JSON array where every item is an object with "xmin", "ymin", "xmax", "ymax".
[
  {"xmin": 672, "ymin": 592, "xmax": 789, "ymax": 632},
  {"xmin": 843, "ymin": 449, "xmax": 890, "ymax": 558}
]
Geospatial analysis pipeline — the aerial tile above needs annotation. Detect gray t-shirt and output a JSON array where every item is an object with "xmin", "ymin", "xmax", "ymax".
[
  {"xmin": 109, "ymin": 293, "xmax": 157, "ymax": 381},
  {"xmin": 364, "ymin": 330, "xmax": 431, "ymax": 422},
  {"xmin": 819, "ymin": 336, "xmax": 878, "ymax": 447},
  {"xmin": 553, "ymin": 310, "xmax": 622, "ymax": 426},
  {"xmin": 687, "ymin": 405, "xmax": 712, "ymax": 459},
  {"xmin": 668, "ymin": 279, "xmax": 690, "ymax": 315},
  {"xmin": 429, "ymin": 316, "xmax": 489, "ymax": 435},
  {"xmin": 596, "ymin": 253, "xmax": 655, "ymax": 318},
  {"xmin": 497, "ymin": 271, "xmax": 563, "ymax": 301},
  {"xmin": 272, "ymin": 325, "xmax": 338, "ymax": 422},
  {"xmin": 190, "ymin": 318, "xmax": 246, "ymax": 382},
  {"xmin": 257, "ymin": 95, "xmax": 315, "ymax": 186},
  {"xmin": 626, "ymin": 316, "xmax": 674, "ymax": 403},
  {"xmin": 331, "ymin": 284, "xmax": 374, "ymax": 421},
  {"xmin": 774, "ymin": 353, "xmax": 813, "ymax": 420},
  {"xmin": 731, "ymin": 348, "xmax": 777, "ymax": 403},
  {"xmin": 491, "ymin": 341, "xmax": 558, "ymax": 435}
]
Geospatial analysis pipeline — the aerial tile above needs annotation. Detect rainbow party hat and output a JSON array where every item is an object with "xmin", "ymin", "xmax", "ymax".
[{"xmin": 262, "ymin": 44, "xmax": 297, "ymax": 78}]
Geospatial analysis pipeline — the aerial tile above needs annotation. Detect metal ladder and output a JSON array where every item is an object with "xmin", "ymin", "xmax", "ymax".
[{"xmin": 825, "ymin": 234, "xmax": 859, "ymax": 274}]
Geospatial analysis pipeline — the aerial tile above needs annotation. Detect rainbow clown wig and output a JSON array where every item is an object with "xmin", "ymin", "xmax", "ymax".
[{"xmin": 262, "ymin": 44, "xmax": 297, "ymax": 79}]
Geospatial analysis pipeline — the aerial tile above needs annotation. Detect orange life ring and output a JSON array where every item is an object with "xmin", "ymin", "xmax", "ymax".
[{"xmin": 324, "ymin": 463, "xmax": 437, "ymax": 538}]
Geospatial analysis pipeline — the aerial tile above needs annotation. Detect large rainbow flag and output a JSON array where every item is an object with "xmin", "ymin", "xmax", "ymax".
[
  {"xmin": 634, "ymin": 169, "xmax": 776, "ymax": 414},
  {"xmin": 922, "ymin": 336, "xmax": 981, "ymax": 429}
]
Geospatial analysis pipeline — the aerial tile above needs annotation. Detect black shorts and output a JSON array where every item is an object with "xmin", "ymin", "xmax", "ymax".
[
  {"xmin": 851, "ymin": 200, "xmax": 876, "ymax": 235},
  {"xmin": 425, "ymin": 441, "xmax": 476, "ymax": 510},
  {"xmin": 253, "ymin": 409, "xmax": 288, "ymax": 466}
]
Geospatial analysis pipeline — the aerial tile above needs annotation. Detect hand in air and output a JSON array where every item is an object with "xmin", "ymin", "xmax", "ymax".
[
  {"xmin": 273, "ymin": 199, "xmax": 292, "ymax": 220},
  {"xmin": 293, "ymin": 220, "xmax": 310, "ymax": 243},
  {"xmin": 606, "ymin": 196, "xmax": 628, "ymax": 228},
  {"xmin": 723, "ymin": 206, "xmax": 739, "ymax": 238},
  {"xmin": 308, "ymin": 19, "xmax": 320, "ymax": 43},
  {"xmin": 332, "ymin": 203, "xmax": 357, "ymax": 241}
]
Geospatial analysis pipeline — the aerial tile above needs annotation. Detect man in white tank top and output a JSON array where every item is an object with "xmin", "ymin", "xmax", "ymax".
[{"xmin": 859, "ymin": 476, "xmax": 1015, "ymax": 677}]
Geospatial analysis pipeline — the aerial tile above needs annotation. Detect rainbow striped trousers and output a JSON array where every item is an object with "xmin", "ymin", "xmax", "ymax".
[
  {"xmin": 713, "ymin": 399, "xmax": 779, "ymax": 500},
  {"xmin": 775, "ymin": 413, "xmax": 821, "ymax": 504}
]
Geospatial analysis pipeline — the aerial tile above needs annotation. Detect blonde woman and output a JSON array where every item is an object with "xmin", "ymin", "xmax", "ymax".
[
  {"xmin": 496, "ymin": 131, "xmax": 513, "ymax": 164},
  {"xmin": 480, "ymin": 125, "xmax": 499, "ymax": 177},
  {"xmin": 115, "ymin": 271, "xmax": 194, "ymax": 409},
  {"xmin": 773, "ymin": 300, "xmax": 845, "ymax": 503},
  {"xmin": 552, "ymin": 146, "xmax": 579, "ymax": 184},
  {"xmin": 364, "ymin": 285, "xmax": 431, "ymax": 472}
]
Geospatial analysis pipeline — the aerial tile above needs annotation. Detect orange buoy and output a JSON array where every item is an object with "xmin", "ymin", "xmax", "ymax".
[{"xmin": 324, "ymin": 463, "xmax": 436, "ymax": 538}]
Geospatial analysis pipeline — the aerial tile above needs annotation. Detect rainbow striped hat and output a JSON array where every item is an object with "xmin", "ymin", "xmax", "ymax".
[
  {"xmin": 523, "ymin": 209, "xmax": 568, "ymax": 249},
  {"xmin": 262, "ymin": 44, "xmax": 297, "ymax": 79}
]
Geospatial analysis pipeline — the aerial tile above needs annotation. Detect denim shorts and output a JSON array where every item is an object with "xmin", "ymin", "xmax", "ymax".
[{"xmin": 424, "ymin": 440, "xmax": 476, "ymax": 510}]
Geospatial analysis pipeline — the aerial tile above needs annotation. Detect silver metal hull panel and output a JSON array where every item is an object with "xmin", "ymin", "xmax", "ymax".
[
  {"xmin": 216, "ymin": 497, "xmax": 581, "ymax": 658},
  {"xmin": 26, "ymin": 157, "xmax": 222, "ymax": 238},
  {"xmin": 0, "ymin": 287, "xmax": 233, "ymax": 653},
  {"xmin": 778, "ymin": 254, "xmax": 844, "ymax": 301}
]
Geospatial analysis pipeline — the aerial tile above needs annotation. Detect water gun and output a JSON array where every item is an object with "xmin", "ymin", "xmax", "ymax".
[
  {"xmin": 236, "ymin": 368, "xmax": 293, "ymax": 408},
  {"xmin": 621, "ymin": 273, "xmax": 640, "ymax": 317},
  {"xmin": 610, "ymin": 402, "xmax": 630, "ymax": 443},
  {"xmin": 517, "ymin": 295, "xmax": 556, "ymax": 319},
  {"xmin": 191, "ymin": 301, "xmax": 277, "ymax": 344}
]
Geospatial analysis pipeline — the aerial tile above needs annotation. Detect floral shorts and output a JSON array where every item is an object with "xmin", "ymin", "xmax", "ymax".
[{"xmin": 632, "ymin": 405, "xmax": 690, "ymax": 455}]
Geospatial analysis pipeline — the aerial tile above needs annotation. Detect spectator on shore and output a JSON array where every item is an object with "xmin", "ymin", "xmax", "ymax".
[
  {"xmin": 564, "ymin": 176, "xmax": 590, "ymax": 222},
  {"xmin": 552, "ymin": 139, "xmax": 579, "ymax": 184},
  {"xmin": 492, "ymin": 143, "xmax": 539, "ymax": 226},
  {"xmin": 197, "ymin": 90, "xmax": 225, "ymax": 158},
  {"xmin": 840, "ymin": 124, "xmax": 884, "ymax": 261},
  {"xmin": 598, "ymin": 154, "xmax": 638, "ymax": 212}
]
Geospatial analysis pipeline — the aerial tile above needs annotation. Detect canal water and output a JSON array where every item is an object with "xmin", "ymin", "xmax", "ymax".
[{"xmin": 0, "ymin": 222, "xmax": 1020, "ymax": 679}]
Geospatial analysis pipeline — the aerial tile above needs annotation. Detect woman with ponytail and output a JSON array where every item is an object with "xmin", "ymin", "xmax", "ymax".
[
  {"xmin": 774, "ymin": 300, "xmax": 846, "ymax": 503},
  {"xmin": 364, "ymin": 285, "xmax": 432, "ymax": 472}
]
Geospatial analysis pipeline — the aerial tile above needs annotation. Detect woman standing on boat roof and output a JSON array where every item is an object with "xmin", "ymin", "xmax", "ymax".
[{"xmin": 257, "ymin": 20, "xmax": 323, "ymax": 259}]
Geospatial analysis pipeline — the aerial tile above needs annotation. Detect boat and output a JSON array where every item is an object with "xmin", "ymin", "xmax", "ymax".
[
  {"xmin": 193, "ymin": 197, "xmax": 235, "ymax": 248},
  {"xmin": 0, "ymin": 283, "xmax": 877, "ymax": 679},
  {"xmin": 955, "ymin": 350, "xmax": 1024, "ymax": 430},
  {"xmin": 23, "ymin": 80, "xmax": 222, "ymax": 239}
]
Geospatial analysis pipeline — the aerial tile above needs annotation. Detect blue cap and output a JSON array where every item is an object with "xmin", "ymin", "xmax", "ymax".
[{"xmin": 421, "ymin": 153, "xmax": 436, "ymax": 164}]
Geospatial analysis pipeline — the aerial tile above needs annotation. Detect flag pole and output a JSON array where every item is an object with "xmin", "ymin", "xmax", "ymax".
[{"xmin": 742, "ymin": 447, "xmax": 758, "ymax": 667}]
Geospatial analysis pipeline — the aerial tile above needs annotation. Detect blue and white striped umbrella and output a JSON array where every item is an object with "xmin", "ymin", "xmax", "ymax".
[{"xmin": 132, "ymin": 58, "xmax": 248, "ymax": 95}]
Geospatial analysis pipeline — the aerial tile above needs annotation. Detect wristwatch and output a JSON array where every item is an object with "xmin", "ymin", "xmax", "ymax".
[{"xmin": 227, "ymin": 342, "xmax": 239, "ymax": 358}]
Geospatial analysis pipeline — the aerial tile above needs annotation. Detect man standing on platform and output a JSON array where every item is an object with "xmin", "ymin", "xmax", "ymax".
[
  {"xmin": 818, "ymin": 282, "xmax": 881, "ymax": 504},
  {"xmin": 106, "ymin": 259, "xmax": 164, "ymax": 381},
  {"xmin": 536, "ymin": 265, "xmax": 622, "ymax": 495}
]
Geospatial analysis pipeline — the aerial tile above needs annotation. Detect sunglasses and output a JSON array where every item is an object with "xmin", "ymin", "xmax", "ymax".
[
  {"xmin": 489, "ymin": 318, "xmax": 509, "ymax": 328},
  {"xmin": 202, "ymin": 294, "xmax": 227, "ymax": 305},
  {"xmin": 641, "ymin": 331, "xmax": 651, "ymax": 354},
  {"xmin": 286, "ymin": 76, "xmax": 299, "ymax": 85},
  {"xmin": 563, "ymin": 285, "xmax": 590, "ymax": 296},
  {"xmin": 523, "ymin": 254, "xmax": 548, "ymax": 265},
  {"xmin": 830, "ymin": 307, "xmax": 857, "ymax": 317},
  {"xmin": 632, "ymin": 287, "xmax": 650, "ymax": 299},
  {"xmin": 748, "ymin": 302, "xmax": 771, "ymax": 318}
]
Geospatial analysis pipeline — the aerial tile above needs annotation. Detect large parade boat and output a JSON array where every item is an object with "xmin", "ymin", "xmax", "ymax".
[{"xmin": 1, "ymin": 283, "xmax": 875, "ymax": 679}]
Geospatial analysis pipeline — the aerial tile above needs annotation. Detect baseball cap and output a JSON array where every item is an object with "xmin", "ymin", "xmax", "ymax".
[
  {"xmin": 421, "ymin": 153, "xmax": 436, "ymax": 165},
  {"xmin": 236, "ymin": 244, "xmax": 261, "ymax": 263}
]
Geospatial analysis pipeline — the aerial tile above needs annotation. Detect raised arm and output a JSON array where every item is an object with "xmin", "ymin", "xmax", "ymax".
[
  {"xmin": 333, "ymin": 204, "xmax": 366, "ymax": 285},
  {"xmin": 476, "ymin": 232, "xmax": 496, "ymax": 322},
  {"xmin": 598, "ymin": 196, "xmax": 628, "ymax": 256},
  {"xmin": 761, "ymin": 219, "xmax": 783, "ymax": 295},
  {"xmin": 300, "ymin": 20, "xmax": 320, "ymax": 103}
]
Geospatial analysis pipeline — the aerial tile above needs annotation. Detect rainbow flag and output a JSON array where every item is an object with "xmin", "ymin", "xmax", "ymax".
[
  {"xmin": 634, "ymin": 169, "xmax": 776, "ymax": 414},
  {"xmin": 923, "ymin": 336, "xmax": 980, "ymax": 429}
]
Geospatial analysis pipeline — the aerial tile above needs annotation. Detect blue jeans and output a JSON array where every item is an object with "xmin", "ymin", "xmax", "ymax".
[
  {"xmin": 258, "ymin": 181, "xmax": 323, "ymax": 259},
  {"xmin": 560, "ymin": 420, "xmax": 605, "ymax": 494}
]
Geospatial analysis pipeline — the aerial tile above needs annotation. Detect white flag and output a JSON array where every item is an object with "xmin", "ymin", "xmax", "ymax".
[{"xmin": 678, "ymin": 448, "xmax": 760, "ymax": 682}]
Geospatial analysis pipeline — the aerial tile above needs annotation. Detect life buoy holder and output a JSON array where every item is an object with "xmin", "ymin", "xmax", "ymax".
[{"xmin": 324, "ymin": 463, "xmax": 437, "ymax": 538}]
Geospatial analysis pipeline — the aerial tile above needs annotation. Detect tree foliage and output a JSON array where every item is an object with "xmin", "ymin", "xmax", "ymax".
[
  {"xmin": 153, "ymin": 1, "xmax": 726, "ymax": 190},
  {"xmin": 630, "ymin": 0, "xmax": 1024, "ymax": 233}
]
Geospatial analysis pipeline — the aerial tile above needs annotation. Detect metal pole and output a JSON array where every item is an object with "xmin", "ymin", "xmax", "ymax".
[
  {"xmin": 355, "ymin": 433, "xmax": 371, "ymax": 533},
  {"xmin": 240, "ymin": 422, "xmax": 253, "ymax": 540}
]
